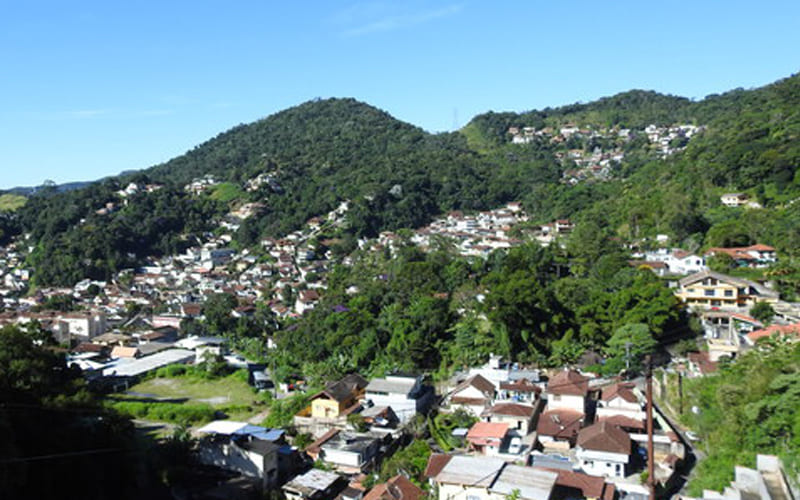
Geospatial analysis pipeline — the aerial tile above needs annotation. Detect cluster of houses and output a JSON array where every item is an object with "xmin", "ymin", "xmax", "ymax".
[
  {"xmin": 181, "ymin": 354, "xmax": 691, "ymax": 500},
  {"xmin": 630, "ymin": 242, "xmax": 780, "ymax": 278},
  {"xmin": 430, "ymin": 356, "xmax": 687, "ymax": 499},
  {"xmin": 369, "ymin": 204, "xmax": 575, "ymax": 260},
  {"xmin": 506, "ymin": 122, "xmax": 703, "ymax": 186},
  {"xmin": 0, "ymin": 241, "xmax": 30, "ymax": 297}
]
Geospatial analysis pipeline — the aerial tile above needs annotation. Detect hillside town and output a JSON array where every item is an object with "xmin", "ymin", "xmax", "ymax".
[
  {"xmin": 507, "ymin": 123, "xmax": 704, "ymax": 185},
  {"xmin": 0, "ymin": 173, "xmax": 798, "ymax": 500}
]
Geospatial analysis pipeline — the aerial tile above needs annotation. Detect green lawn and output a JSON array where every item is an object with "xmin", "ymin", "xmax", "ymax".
[
  {"xmin": 114, "ymin": 371, "xmax": 269, "ymax": 423},
  {"xmin": 209, "ymin": 182, "xmax": 244, "ymax": 203},
  {"xmin": 0, "ymin": 194, "xmax": 27, "ymax": 212}
]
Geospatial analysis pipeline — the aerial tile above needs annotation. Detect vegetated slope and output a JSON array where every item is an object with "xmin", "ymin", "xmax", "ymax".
[
  {"xmin": 463, "ymin": 73, "xmax": 800, "ymax": 257},
  {"xmin": 8, "ymin": 74, "xmax": 800, "ymax": 286}
]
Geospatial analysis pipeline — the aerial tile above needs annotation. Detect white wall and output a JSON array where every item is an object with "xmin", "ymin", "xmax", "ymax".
[{"xmin": 546, "ymin": 394, "xmax": 584, "ymax": 412}]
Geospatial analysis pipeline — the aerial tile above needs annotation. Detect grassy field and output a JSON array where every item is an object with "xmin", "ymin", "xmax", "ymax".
[
  {"xmin": 209, "ymin": 182, "xmax": 244, "ymax": 203},
  {"xmin": 113, "ymin": 370, "xmax": 269, "ymax": 423},
  {"xmin": 0, "ymin": 194, "xmax": 27, "ymax": 212}
]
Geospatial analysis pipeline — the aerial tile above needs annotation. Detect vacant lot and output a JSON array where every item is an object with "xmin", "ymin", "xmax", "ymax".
[{"xmin": 113, "ymin": 370, "xmax": 269, "ymax": 423}]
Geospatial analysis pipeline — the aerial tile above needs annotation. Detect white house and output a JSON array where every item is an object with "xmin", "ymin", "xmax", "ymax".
[
  {"xmin": 720, "ymin": 193, "xmax": 749, "ymax": 207},
  {"xmin": 482, "ymin": 402, "xmax": 539, "ymax": 436},
  {"xmin": 364, "ymin": 374, "xmax": 434, "ymax": 423},
  {"xmin": 59, "ymin": 311, "xmax": 107, "ymax": 339},
  {"xmin": 576, "ymin": 421, "xmax": 631, "ymax": 478},
  {"xmin": 466, "ymin": 421, "xmax": 510, "ymax": 456},
  {"xmin": 448, "ymin": 374, "xmax": 496, "ymax": 416},
  {"xmin": 545, "ymin": 369, "xmax": 589, "ymax": 413},
  {"xmin": 595, "ymin": 383, "xmax": 645, "ymax": 431}
]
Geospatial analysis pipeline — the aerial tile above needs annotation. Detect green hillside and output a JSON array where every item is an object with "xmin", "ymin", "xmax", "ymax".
[{"xmin": 3, "ymin": 74, "xmax": 799, "ymax": 286}]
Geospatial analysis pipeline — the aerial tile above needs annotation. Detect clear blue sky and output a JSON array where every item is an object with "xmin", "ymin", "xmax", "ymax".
[{"xmin": 1, "ymin": 1, "xmax": 799, "ymax": 189}]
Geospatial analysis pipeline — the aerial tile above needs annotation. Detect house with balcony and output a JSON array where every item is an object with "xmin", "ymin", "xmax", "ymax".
[{"xmin": 675, "ymin": 270, "xmax": 779, "ymax": 310}]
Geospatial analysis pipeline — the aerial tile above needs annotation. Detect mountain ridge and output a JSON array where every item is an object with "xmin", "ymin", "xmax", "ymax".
[{"xmin": 4, "ymin": 73, "xmax": 799, "ymax": 286}]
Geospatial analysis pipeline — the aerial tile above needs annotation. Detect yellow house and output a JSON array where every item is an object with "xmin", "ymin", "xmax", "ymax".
[
  {"xmin": 676, "ymin": 270, "xmax": 778, "ymax": 310},
  {"xmin": 307, "ymin": 374, "xmax": 368, "ymax": 419}
]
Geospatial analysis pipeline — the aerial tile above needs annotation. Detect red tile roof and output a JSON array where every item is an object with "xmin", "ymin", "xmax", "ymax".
[
  {"xmin": 746, "ymin": 322, "xmax": 800, "ymax": 343},
  {"xmin": 536, "ymin": 410, "xmax": 584, "ymax": 440},
  {"xmin": 596, "ymin": 415, "xmax": 645, "ymax": 431},
  {"xmin": 363, "ymin": 475, "xmax": 424, "ymax": 500},
  {"xmin": 577, "ymin": 421, "xmax": 631, "ymax": 455},
  {"xmin": 538, "ymin": 468, "xmax": 613, "ymax": 500},
  {"xmin": 547, "ymin": 369, "xmax": 589, "ymax": 396},
  {"xmin": 483, "ymin": 403, "xmax": 536, "ymax": 418},
  {"xmin": 499, "ymin": 378, "xmax": 541, "ymax": 393},
  {"xmin": 467, "ymin": 422, "xmax": 509, "ymax": 445},
  {"xmin": 600, "ymin": 382, "xmax": 638, "ymax": 404},
  {"xmin": 424, "ymin": 454, "xmax": 452, "ymax": 478}
]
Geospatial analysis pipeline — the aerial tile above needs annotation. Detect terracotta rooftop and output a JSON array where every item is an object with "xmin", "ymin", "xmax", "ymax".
[
  {"xmin": 483, "ymin": 402, "xmax": 536, "ymax": 418},
  {"xmin": 601, "ymin": 382, "xmax": 639, "ymax": 404},
  {"xmin": 547, "ymin": 369, "xmax": 589, "ymax": 396},
  {"xmin": 424, "ymin": 454, "xmax": 452, "ymax": 478},
  {"xmin": 363, "ymin": 475, "xmax": 424, "ymax": 500},
  {"xmin": 577, "ymin": 421, "xmax": 631, "ymax": 455},
  {"xmin": 536, "ymin": 410, "xmax": 584, "ymax": 440}
]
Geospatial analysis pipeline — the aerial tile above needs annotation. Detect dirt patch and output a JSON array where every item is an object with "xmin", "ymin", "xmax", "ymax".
[
  {"xmin": 151, "ymin": 379, "xmax": 179, "ymax": 388},
  {"xmin": 197, "ymin": 396, "xmax": 230, "ymax": 405}
]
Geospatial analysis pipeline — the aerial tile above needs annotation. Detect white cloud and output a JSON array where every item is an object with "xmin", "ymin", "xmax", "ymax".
[{"xmin": 336, "ymin": 3, "xmax": 463, "ymax": 37}]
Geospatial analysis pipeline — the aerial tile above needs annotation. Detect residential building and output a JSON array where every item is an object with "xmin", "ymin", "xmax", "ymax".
[
  {"xmin": 545, "ymin": 369, "xmax": 589, "ymax": 413},
  {"xmin": 489, "ymin": 465, "xmax": 558, "ymax": 500},
  {"xmin": 448, "ymin": 374, "xmax": 496, "ymax": 416},
  {"xmin": 427, "ymin": 455, "xmax": 506, "ymax": 500},
  {"xmin": 482, "ymin": 402, "xmax": 540, "ymax": 436},
  {"xmin": 308, "ymin": 374, "xmax": 369, "ymax": 419},
  {"xmin": 575, "ymin": 421, "xmax": 632, "ymax": 478},
  {"xmin": 675, "ymin": 270, "xmax": 779, "ymax": 310},
  {"xmin": 364, "ymin": 374, "xmax": 435, "ymax": 423},
  {"xmin": 720, "ymin": 193, "xmax": 749, "ymax": 207},
  {"xmin": 284, "ymin": 469, "xmax": 347, "ymax": 500},
  {"xmin": 466, "ymin": 422, "xmax": 510, "ymax": 456},
  {"xmin": 744, "ymin": 322, "xmax": 800, "ymax": 346},
  {"xmin": 497, "ymin": 378, "xmax": 541, "ymax": 404},
  {"xmin": 595, "ymin": 383, "xmax": 645, "ymax": 431},
  {"xmin": 705, "ymin": 244, "xmax": 777, "ymax": 268},
  {"xmin": 536, "ymin": 409, "xmax": 584, "ymax": 450}
]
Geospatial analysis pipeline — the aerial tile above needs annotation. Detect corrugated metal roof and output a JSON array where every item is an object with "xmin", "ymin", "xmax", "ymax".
[
  {"xmin": 101, "ymin": 348, "xmax": 194, "ymax": 377},
  {"xmin": 490, "ymin": 465, "xmax": 558, "ymax": 500},
  {"xmin": 436, "ymin": 456, "xmax": 504, "ymax": 486}
]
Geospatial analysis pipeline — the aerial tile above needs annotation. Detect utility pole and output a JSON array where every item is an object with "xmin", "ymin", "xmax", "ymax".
[
  {"xmin": 646, "ymin": 355, "xmax": 656, "ymax": 500},
  {"xmin": 625, "ymin": 342, "xmax": 632, "ymax": 372}
]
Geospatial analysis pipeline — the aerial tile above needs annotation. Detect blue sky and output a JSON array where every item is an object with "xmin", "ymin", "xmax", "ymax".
[{"xmin": 1, "ymin": 1, "xmax": 799, "ymax": 189}]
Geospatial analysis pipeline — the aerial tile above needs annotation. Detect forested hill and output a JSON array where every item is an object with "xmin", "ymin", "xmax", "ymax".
[{"xmin": 4, "ymin": 73, "xmax": 800, "ymax": 286}]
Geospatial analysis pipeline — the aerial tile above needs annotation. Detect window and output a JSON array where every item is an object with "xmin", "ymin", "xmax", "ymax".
[
  {"xmin": 711, "ymin": 300, "xmax": 721, "ymax": 306},
  {"xmin": 704, "ymin": 289, "xmax": 715, "ymax": 297},
  {"xmin": 552, "ymin": 394, "xmax": 561, "ymax": 401},
  {"xmin": 724, "ymin": 290, "xmax": 734, "ymax": 297},
  {"xmin": 467, "ymin": 495, "xmax": 480, "ymax": 500}
]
